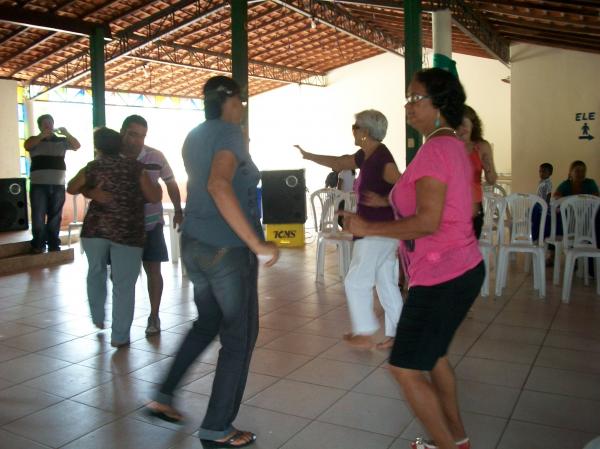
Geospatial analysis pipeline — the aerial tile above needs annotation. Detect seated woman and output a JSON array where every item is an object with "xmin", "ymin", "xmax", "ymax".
[{"xmin": 67, "ymin": 127, "xmax": 162, "ymax": 347}]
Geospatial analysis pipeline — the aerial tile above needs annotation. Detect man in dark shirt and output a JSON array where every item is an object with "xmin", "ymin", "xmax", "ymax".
[{"xmin": 25, "ymin": 114, "xmax": 80, "ymax": 253}]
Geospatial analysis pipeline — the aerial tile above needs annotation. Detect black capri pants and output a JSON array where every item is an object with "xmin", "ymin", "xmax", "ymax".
[{"xmin": 389, "ymin": 261, "xmax": 485, "ymax": 371}]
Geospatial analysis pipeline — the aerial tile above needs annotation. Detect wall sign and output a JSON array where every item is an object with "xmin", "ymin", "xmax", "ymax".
[{"xmin": 575, "ymin": 112, "xmax": 595, "ymax": 140}]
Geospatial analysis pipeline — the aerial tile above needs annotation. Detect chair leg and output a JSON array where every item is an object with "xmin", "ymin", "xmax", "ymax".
[
  {"xmin": 481, "ymin": 249, "xmax": 489, "ymax": 298},
  {"xmin": 316, "ymin": 240, "xmax": 325, "ymax": 282},
  {"xmin": 553, "ymin": 244, "xmax": 562, "ymax": 285},
  {"xmin": 562, "ymin": 253, "xmax": 576, "ymax": 303},
  {"xmin": 537, "ymin": 250, "xmax": 546, "ymax": 298},
  {"xmin": 584, "ymin": 257, "xmax": 590, "ymax": 286},
  {"xmin": 595, "ymin": 258, "xmax": 600, "ymax": 296},
  {"xmin": 495, "ymin": 248, "xmax": 507, "ymax": 297},
  {"xmin": 532, "ymin": 253, "xmax": 539, "ymax": 290},
  {"xmin": 524, "ymin": 253, "xmax": 531, "ymax": 273}
]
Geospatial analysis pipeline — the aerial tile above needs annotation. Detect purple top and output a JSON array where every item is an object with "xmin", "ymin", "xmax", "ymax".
[{"xmin": 353, "ymin": 144, "xmax": 396, "ymax": 222}]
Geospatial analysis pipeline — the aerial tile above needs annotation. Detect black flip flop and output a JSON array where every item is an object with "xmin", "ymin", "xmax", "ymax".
[{"xmin": 200, "ymin": 430, "xmax": 257, "ymax": 448}]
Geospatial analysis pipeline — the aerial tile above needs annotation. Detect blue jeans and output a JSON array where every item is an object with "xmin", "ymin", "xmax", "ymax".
[
  {"xmin": 155, "ymin": 234, "xmax": 259, "ymax": 440},
  {"xmin": 81, "ymin": 238, "xmax": 143, "ymax": 344},
  {"xmin": 30, "ymin": 183, "xmax": 65, "ymax": 250}
]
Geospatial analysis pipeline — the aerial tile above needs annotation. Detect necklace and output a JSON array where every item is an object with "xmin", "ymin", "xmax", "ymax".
[{"xmin": 425, "ymin": 127, "xmax": 455, "ymax": 140}]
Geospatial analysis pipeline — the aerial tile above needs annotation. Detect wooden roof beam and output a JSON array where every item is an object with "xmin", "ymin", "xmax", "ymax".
[
  {"xmin": 0, "ymin": 5, "xmax": 111, "ymax": 39},
  {"xmin": 427, "ymin": 0, "xmax": 510, "ymax": 65},
  {"xmin": 272, "ymin": 0, "xmax": 404, "ymax": 56}
]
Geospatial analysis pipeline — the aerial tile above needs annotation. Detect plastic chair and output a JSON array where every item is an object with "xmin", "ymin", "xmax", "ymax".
[
  {"xmin": 483, "ymin": 183, "xmax": 507, "ymax": 197},
  {"xmin": 310, "ymin": 188, "xmax": 353, "ymax": 282},
  {"xmin": 560, "ymin": 195, "xmax": 600, "ymax": 303},
  {"xmin": 67, "ymin": 194, "xmax": 89, "ymax": 253},
  {"xmin": 495, "ymin": 193, "xmax": 547, "ymax": 298},
  {"xmin": 544, "ymin": 197, "xmax": 574, "ymax": 285},
  {"xmin": 479, "ymin": 192, "xmax": 506, "ymax": 297}
]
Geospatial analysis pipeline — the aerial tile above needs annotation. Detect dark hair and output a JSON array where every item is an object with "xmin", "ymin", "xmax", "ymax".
[
  {"xmin": 203, "ymin": 76, "xmax": 241, "ymax": 120},
  {"xmin": 325, "ymin": 171, "xmax": 338, "ymax": 188},
  {"xmin": 568, "ymin": 160, "xmax": 586, "ymax": 179},
  {"xmin": 414, "ymin": 68, "xmax": 466, "ymax": 128},
  {"xmin": 37, "ymin": 114, "xmax": 53, "ymax": 128},
  {"xmin": 94, "ymin": 127, "xmax": 122, "ymax": 156},
  {"xmin": 463, "ymin": 105, "xmax": 484, "ymax": 142},
  {"xmin": 121, "ymin": 114, "xmax": 147, "ymax": 132},
  {"xmin": 540, "ymin": 162, "xmax": 553, "ymax": 175}
]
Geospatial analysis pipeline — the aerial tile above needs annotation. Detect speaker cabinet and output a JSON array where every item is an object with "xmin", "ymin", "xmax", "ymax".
[
  {"xmin": 0, "ymin": 178, "xmax": 28, "ymax": 231},
  {"xmin": 261, "ymin": 169, "xmax": 306, "ymax": 224}
]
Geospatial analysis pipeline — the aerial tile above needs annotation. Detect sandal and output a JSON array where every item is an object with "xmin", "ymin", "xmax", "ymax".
[
  {"xmin": 201, "ymin": 430, "xmax": 257, "ymax": 448},
  {"xmin": 410, "ymin": 437, "xmax": 471, "ymax": 449},
  {"xmin": 144, "ymin": 401, "xmax": 184, "ymax": 424}
]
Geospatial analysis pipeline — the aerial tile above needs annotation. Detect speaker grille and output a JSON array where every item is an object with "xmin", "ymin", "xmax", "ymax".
[
  {"xmin": 261, "ymin": 170, "xmax": 306, "ymax": 224},
  {"xmin": 0, "ymin": 178, "xmax": 28, "ymax": 231}
]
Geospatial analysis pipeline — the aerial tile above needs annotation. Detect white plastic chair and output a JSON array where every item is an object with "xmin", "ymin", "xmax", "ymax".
[
  {"xmin": 560, "ymin": 195, "xmax": 600, "ymax": 303},
  {"xmin": 479, "ymin": 192, "xmax": 506, "ymax": 297},
  {"xmin": 495, "ymin": 193, "xmax": 547, "ymax": 298},
  {"xmin": 544, "ymin": 197, "xmax": 573, "ymax": 285},
  {"xmin": 310, "ymin": 188, "xmax": 354, "ymax": 282},
  {"xmin": 483, "ymin": 183, "xmax": 507, "ymax": 197},
  {"xmin": 67, "ymin": 194, "xmax": 89, "ymax": 253}
]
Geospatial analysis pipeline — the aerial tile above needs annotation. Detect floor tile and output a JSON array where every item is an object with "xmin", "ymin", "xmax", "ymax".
[
  {"xmin": 466, "ymin": 338, "xmax": 540, "ymax": 364},
  {"xmin": 0, "ymin": 353, "xmax": 70, "ymax": 382},
  {"xmin": 0, "ymin": 343, "xmax": 27, "ymax": 362},
  {"xmin": 78, "ymin": 346, "xmax": 167, "ymax": 375},
  {"xmin": 129, "ymin": 331, "xmax": 187, "ymax": 356},
  {"xmin": 37, "ymin": 337, "xmax": 112, "ymax": 363},
  {"xmin": 131, "ymin": 358, "xmax": 214, "ymax": 386},
  {"xmin": 0, "ymin": 384, "xmax": 62, "ymax": 425},
  {"xmin": 497, "ymin": 420, "xmax": 597, "ymax": 449},
  {"xmin": 287, "ymin": 357, "xmax": 373, "ymax": 389},
  {"xmin": 22, "ymin": 364, "xmax": 113, "ymax": 398},
  {"xmin": 61, "ymin": 417, "xmax": 183, "ymax": 449},
  {"xmin": 535, "ymin": 346, "xmax": 600, "ymax": 374},
  {"xmin": 455, "ymin": 357, "xmax": 531, "ymax": 388},
  {"xmin": 294, "ymin": 318, "xmax": 350, "ymax": 338},
  {"xmin": 3, "ymin": 399, "xmax": 115, "ymax": 448},
  {"xmin": 255, "ymin": 328, "xmax": 287, "ymax": 347},
  {"xmin": 544, "ymin": 330, "xmax": 600, "ymax": 353},
  {"xmin": 352, "ymin": 367, "xmax": 403, "ymax": 400},
  {"xmin": 184, "ymin": 371, "xmax": 278, "ymax": 401},
  {"xmin": 512, "ymin": 390, "xmax": 600, "ymax": 434},
  {"xmin": 456, "ymin": 379, "xmax": 520, "ymax": 418},
  {"xmin": 264, "ymin": 332, "xmax": 338, "ymax": 356},
  {"xmin": 259, "ymin": 312, "xmax": 314, "ymax": 332},
  {"xmin": 482, "ymin": 323, "xmax": 547, "ymax": 345},
  {"xmin": 274, "ymin": 301, "xmax": 340, "ymax": 318},
  {"xmin": 70, "ymin": 375, "xmax": 159, "ymax": 415},
  {"xmin": 245, "ymin": 379, "xmax": 345, "ymax": 419},
  {"xmin": 0, "ymin": 429, "xmax": 51, "ymax": 449},
  {"xmin": 0, "ymin": 321, "xmax": 39, "ymax": 341},
  {"xmin": 318, "ymin": 391, "xmax": 412, "ymax": 436},
  {"xmin": 280, "ymin": 421, "xmax": 393, "ymax": 449},
  {"xmin": 249, "ymin": 348, "xmax": 311, "ymax": 377},
  {"xmin": 1, "ymin": 328, "xmax": 76, "ymax": 352},
  {"xmin": 525, "ymin": 366, "xmax": 600, "ymax": 401}
]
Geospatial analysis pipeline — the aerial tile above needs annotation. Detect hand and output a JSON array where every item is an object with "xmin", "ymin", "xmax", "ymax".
[
  {"xmin": 55, "ymin": 127, "xmax": 68, "ymax": 135},
  {"xmin": 362, "ymin": 190, "xmax": 389, "ymax": 208},
  {"xmin": 254, "ymin": 241, "xmax": 279, "ymax": 267},
  {"xmin": 172, "ymin": 210, "xmax": 183, "ymax": 232},
  {"xmin": 338, "ymin": 210, "xmax": 369, "ymax": 237},
  {"xmin": 294, "ymin": 144, "xmax": 308, "ymax": 159},
  {"xmin": 40, "ymin": 129, "xmax": 54, "ymax": 138},
  {"xmin": 86, "ymin": 181, "xmax": 113, "ymax": 204}
]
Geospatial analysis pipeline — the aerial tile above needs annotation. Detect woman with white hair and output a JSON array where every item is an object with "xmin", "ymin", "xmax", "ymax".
[{"xmin": 296, "ymin": 109, "xmax": 403, "ymax": 349}]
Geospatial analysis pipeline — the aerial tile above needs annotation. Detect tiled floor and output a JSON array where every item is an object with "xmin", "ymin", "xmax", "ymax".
[{"xmin": 1, "ymin": 241, "xmax": 599, "ymax": 449}]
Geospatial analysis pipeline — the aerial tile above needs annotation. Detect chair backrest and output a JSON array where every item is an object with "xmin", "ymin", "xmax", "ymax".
[
  {"xmin": 501, "ymin": 193, "xmax": 547, "ymax": 247},
  {"xmin": 344, "ymin": 191, "xmax": 358, "ymax": 213},
  {"xmin": 310, "ymin": 188, "xmax": 346, "ymax": 233},
  {"xmin": 483, "ymin": 184, "xmax": 507, "ymax": 197},
  {"xmin": 560, "ymin": 195, "xmax": 600, "ymax": 250},
  {"xmin": 480, "ymin": 192, "xmax": 506, "ymax": 245}
]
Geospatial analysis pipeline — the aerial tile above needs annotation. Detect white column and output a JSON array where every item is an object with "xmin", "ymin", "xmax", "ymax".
[{"xmin": 432, "ymin": 9, "xmax": 452, "ymax": 58}]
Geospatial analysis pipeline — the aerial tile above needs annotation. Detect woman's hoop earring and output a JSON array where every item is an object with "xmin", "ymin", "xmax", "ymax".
[{"xmin": 434, "ymin": 110, "xmax": 441, "ymax": 128}]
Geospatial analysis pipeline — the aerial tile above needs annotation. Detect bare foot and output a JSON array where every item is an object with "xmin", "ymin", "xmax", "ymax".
[
  {"xmin": 343, "ymin": 333, "xmax": 374, "ymax": 349},
  {"xmin": 145, "ymin": 401, "xmax": 183, "ymax": 423},
  {"xmin": 375, "ymin": 337, "xmax": 394, "ymax": 350}
]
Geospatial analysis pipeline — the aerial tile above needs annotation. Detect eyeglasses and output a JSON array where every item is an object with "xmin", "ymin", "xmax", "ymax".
[
  {"xmin": 405, "ymin": 94, "xmax": 430, "ymax": 105},
  {"xmin": 352, "ymin": 124, "xmax": 360, "ymax": 130}
]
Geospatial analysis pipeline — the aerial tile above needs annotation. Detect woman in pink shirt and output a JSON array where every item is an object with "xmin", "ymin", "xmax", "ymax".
[{"xmin": 341, "ymin": 68, "xmax": 483, "ymax": 449}]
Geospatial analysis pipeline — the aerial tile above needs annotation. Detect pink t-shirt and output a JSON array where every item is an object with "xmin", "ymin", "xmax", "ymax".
[{"xmin": 390, "ymin": 136, "xmax": 482, "ymax": 287}]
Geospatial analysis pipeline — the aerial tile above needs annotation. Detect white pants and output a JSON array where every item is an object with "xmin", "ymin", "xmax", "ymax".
[{"xmin": 344, "ymin": 236, "xmax": 403, "ymax": 336}]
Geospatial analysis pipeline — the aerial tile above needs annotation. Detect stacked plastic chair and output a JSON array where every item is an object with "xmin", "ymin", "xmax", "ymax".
[{"xmin": 479, "ymin": 192, "xmax": 506, "ymax": 297}]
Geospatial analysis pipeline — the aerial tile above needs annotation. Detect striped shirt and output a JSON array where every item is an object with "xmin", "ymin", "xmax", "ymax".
[
  {"xmin": 28, "ymin": 135, "xmax": 71, "ymax": 185},
  {"xmin": 137, "ymin": 146, "xmax": 175, "ymax": 231}
]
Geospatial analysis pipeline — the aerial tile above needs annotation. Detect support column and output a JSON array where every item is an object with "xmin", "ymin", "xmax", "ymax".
[
  {"xmin": 432, "ymin": 9, "xmax": 456, "ymax": 76},
  {"xmin": 404, "ymin": 0, "xmax": 422, "ymax": 165},
  {"xmin": 231, "ymin": 0, "xmax": 249, "ymax": 129},
  {"xmin": 89, "ymin": 26, "xmax": 106, "ymax": 128}
]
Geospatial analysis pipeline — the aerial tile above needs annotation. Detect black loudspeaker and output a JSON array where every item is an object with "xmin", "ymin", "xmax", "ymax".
[
  {"xmin": 261, "ymin": 169, "xmax": 307, "ymax": 224},
  {"xmin": 0, "ymin": 178, "xmax": 28, "ymax": 231}
]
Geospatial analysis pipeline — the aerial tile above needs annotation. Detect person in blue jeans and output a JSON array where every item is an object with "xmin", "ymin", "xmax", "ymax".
[
  {"xmin": 25, "ymin": 114, "xmax": 80, "ymax": 253},
  {"xmin": 145, "ymin": 76, "xmax": 278, "ymax": 449}
]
